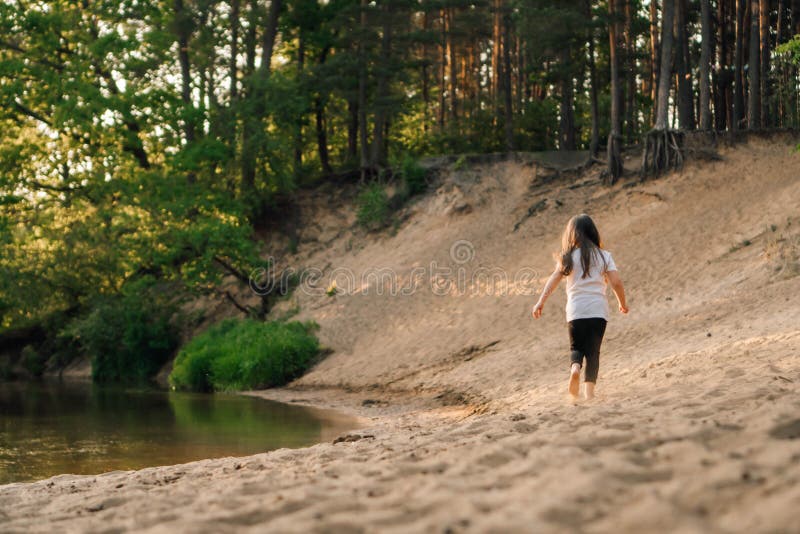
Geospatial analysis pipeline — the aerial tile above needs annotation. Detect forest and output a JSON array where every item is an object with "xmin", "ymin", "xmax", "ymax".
[{"xmin": 1, "ymin": 0, "xmax": 800, "ymax": 382}]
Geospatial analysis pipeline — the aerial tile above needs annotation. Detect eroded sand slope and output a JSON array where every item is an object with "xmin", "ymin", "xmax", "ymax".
[{"xmin": 1, "ymin": 139, "xmax": 799, "ymax": 533}]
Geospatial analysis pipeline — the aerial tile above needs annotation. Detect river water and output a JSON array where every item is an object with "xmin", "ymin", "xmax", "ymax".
[{"xmin": 0, "ymin": 381, "xmax": 356, "ymax": 485}]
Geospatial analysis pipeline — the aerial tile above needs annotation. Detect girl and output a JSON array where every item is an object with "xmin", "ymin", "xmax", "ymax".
[{"xmin": 532, "ymin": 214, "xmax": 628, "ymax": 400}]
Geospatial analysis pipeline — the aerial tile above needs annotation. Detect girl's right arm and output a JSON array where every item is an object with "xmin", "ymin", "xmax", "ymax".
[{"xmin": 532, "ymin": 268, "xmax": 563, "ymax": 319}]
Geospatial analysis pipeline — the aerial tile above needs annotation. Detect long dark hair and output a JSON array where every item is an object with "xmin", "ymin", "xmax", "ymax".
[{"xmin": 558, "ymin": 214, "xmax": 606, "ymax": 278}]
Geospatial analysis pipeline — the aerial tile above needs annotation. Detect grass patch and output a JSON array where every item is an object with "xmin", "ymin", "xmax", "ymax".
[
  {"xmin": 763, "ymin": 233, "xmax": 800, "ymax": 279},
  {"xmin": 356, "ymin": 157, "xmax": 429, "ymax": 232},
  {"xmin": 169, "ymin": 318, "xmax": 320, "ymax": 392},
  {"xmin": 326, "ymin": 280, "xmax": 338, "ymax": 297},
  {"xmin": 400, "ymin": 155, "xmax": 428, "ymax": 197},
  {"xmin": 729, "ymin": 238, "xmax": 753, "ymax": 254},
  {"xmin": 356, "ymin": 182, "xmax": 391, "ymax": 230}
]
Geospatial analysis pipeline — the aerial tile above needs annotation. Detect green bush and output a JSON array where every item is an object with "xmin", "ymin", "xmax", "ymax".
[
  {"xmin": 400, "ymin": 155, "xmax": 428, "ymax": 197},
  {"xmin": 169, "ymin": 319, "xmax": 320, "ymax": 392},
  {"xmin": 65, "ymin": 291, "xmax": 178, "ymax": 383},
  {"xmin": 0, "ymin": 359, "xmax": 12, "ymax": 380},
  {"xmin": 356, "ymin": 182, "xmax": 391, "ymax": 230},
  {"xmin": 20, "ymin": 344, "xmax": 45, "ymax": 376}
]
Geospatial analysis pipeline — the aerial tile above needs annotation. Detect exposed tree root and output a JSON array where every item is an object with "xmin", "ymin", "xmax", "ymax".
[{"xmin": 641, "ymin": 129, "xmax": 685, "ymax": 177}]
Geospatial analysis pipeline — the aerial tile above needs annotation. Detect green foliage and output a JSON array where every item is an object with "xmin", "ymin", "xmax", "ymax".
[
  {"xmin": 356, "ymin": 182, "xmax": 391, "ymax": 230},
  {"xmin": 0, "ymin": 360, "xmax": 11, "ymax": 380},
  {"xmin": 0, "ymin": 2, "xmax": 270, "ymax": 339},
  {"xmin": 427, "ymin": 116, "xmax": 505, "ymax": 155},
  {"xmin": 326, "ymin": 281, "xmax": 338, "ymax": 297},
  {"xmin": 3, "ymin": 0, "xmax": 799, "ymax": 382},
  {"xmin": 65, "ymin": 284, "xmax": 179, "ymax": 383},
  {"xmin": 514, "ymin": 99, "xmax": 560, "ymax": 151},
  {"xmin": 776, "ymin": 36, "xmax": 800, "ymax": 65},
  {"xmin": 20, "ymin": 345, "xmax": 46, "ymax": 377},
  {"xmin": 400, "ymin": 155, "xmax": 428, "ymax": 197},
  {"xmin": 169, "ymin": 319, "xmax": 320, "ymax": 392}
]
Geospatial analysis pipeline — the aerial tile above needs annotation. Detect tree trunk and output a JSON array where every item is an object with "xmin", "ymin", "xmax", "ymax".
[
  {"xmin": 492, "ymin": 0, "xmax": 501, "ymax": 107},
  {"xmin": 438, "ymin": 9, "xmax": 446, "ymax": 129},
  {"xmin": 559, "ymin": 47, "xmax": 576, "ymax": 150},
  {"xmin": 315, "ymin": 97, "xmax": 331, "ymax": 175},
  {"xmin": 459, "ymin": 48, "xmax": 468, "ymax": 117},
  {"xmin": 748, "ymin": 0, "xmax": 762, "ymax": 128},
  {"xmin": 502, "ymin": 5, "xmax": 514, "ymax": 150},
  {"xmin": 244, "ymin": 0, "xmax": 257, "ymax": 75},
  {"xmin": 347, "ymin": 98, "xmax": 358, "ymax": 163},
  {"xmin": 699, "ymin": 0, "xmax": 712, "ymax": 130},
  {"xmin": 794, "ymin": 0, "xmax": 800, "ymax": 35},
  {"xmin": 358, "ymin": 0, "xmax": 369, "ymax": 178},
  {"xmin": 624, "ymin": 0, "xmax": 636, "ymax": 142},
  {"xmin": 229, "ymin": 0, "xmax": 240, "ymax": 101},
  {"xmin": 675, "ymin": 0, "xmax": 695, "ymax": 129},
  {"xmin": 515, "ymin": 36, "xmax": 523, "ymax": 115},
  {"xmin": 315, "ymin": 47, "xmax": 332, "ymax": 175},
  {"xmin": 259, "ymin": 0, "xmax": 281, "ymax": 74},
  {"xmin": 446, "ymin": 8, "xmax": 458, "ymax": 121},
  {"xmin": 294, "ymin": 29, "xmax": 305, "ymax": 176},
  {"xmin": 759, "ymin": 0, "xmax": 771, "ymax": 127},
  {"xmin": 655, "ymin": 0, "xmax": 675, "ymax": 130},
  {"xmin": 587, "ymin": 0, "xmax": 599, "ymax": 157},
  {"xmin": 241, "ymin": 0, "xmax": 283, "ymax": 196},
  {"xmin": 607, "ymin": 0, "xmax": 623, "ymax": 183},
  {"xmin": 643, "ymin": 0, "xmax": 683, "ymax": 177},
  {"xmin": 477, "ymin": 43, "xmax": 486, "ymax": 114},
  {"xmin": 371, "ymin": 0, "xmax": 392, "ymax": 167},
  {"xmin": 734, "ymin": 0, "xmax": 746, "ymax": 129},
  {"xmin": 650, "ymin": 0, "xmax": 660, "ymax": 124},
  {"xmin": 421, "ymin": 11, "xmax": 430, "ymax": 133},
  {"xmin": 174, "ymin": 0, "xmax": 195, "ymax": 146},
  {"xmin": 714, "ymin": 0, "xmax": 729, "ymax": 130}
]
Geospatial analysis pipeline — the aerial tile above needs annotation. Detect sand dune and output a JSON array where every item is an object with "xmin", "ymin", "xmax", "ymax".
[{"xmin": 1, "ymin": 138, "xmax": 799, "ymax": 532}]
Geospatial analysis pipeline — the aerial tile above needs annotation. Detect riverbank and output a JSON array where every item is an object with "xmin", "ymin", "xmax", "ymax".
[
  {"xmin": 2, "ymin": 336, "xmax": 798, "ymax": 532},
  {"xmin": 2, "ymin": 139, "xmax": 800, "ymax": 532}
]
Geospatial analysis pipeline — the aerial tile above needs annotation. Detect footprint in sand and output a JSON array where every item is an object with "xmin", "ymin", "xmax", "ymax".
[
  {"xmin": 84, "ymin": 496, "xmax": 128, "ymax": 513},
  {"xmin": 688, "ymin": 409, "xmax": 716, "ymax": 419},
  {"xmin": 311, "ymin": 522, "xmax": 365, "ymax": 534},
  {"xmin": 224, "ymin": 500, "xmax": 309, "ymax": 527},
  {"xmin": 604, "ymin": 421, "xmax": 635, "ymax": 431},
  {"xmin": 725, "ymin": 367, "xmax": 746, "ymax": 378},
  {"xmin": 611, "ymin": 468, "xmax": 673, "ymax": 484},
  {"xmin": 477, "ymin": 451, "xmax": 515, "ymax": 468},
  {"xmin": 576, "ymin": 430, "xmax": 635, "ymax": 453},
  {"xmin": 513, "ymin": 422, "xmax": 538, "ymax": 434},
  {"xmin": 769, "ymin": 418, "xmax": 800, "ymax": 440}
]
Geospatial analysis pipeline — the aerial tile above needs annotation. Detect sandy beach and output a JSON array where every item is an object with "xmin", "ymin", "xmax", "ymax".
[{"xmin": 2, "ymin": 139, "xmax": 799, "ymax": 533}]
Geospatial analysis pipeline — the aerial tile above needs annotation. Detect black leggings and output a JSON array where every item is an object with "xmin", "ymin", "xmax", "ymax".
[{"xmin": 568, "ymin": 318, "xmax": 607, "ymax": 383}]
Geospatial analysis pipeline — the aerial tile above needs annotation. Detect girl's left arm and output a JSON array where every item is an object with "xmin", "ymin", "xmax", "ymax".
[
  {"xmin": 532, "ymin": 268, "xmax": 563, "ymax": 319},
  {"xmin": 605, "ymin": 269, "xmax": 628, "ymax": 314}
]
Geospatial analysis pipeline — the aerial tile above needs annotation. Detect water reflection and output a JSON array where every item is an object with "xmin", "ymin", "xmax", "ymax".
[{"xmin": 0, "ymin": 381, "xmax": 356, "ymax": 484}]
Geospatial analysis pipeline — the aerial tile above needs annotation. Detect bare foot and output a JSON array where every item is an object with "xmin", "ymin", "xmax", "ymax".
[
  {"xmin": 583, "ymin": 382, "xmax": 595, "ymax": 400},
  {"xmin": 568, "ymin": 363, "xmax": 581, "ymax": 398}
]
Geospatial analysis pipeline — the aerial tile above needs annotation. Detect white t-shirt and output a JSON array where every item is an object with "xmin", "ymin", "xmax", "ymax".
[{"xmin": 564, "ymin": 247, "xmax": 617, "ymax": 322}]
